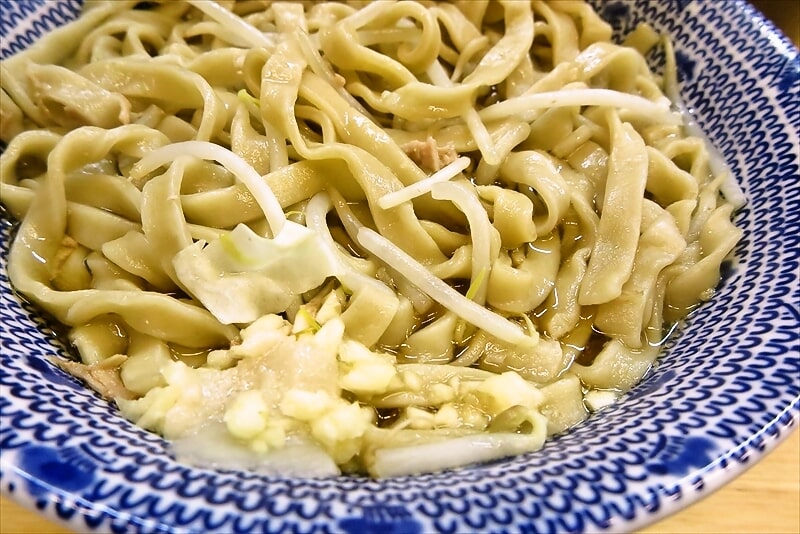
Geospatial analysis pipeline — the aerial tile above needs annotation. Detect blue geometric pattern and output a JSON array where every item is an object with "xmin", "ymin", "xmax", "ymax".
[
  {"xmin": 0, "ymin": 0, "xmax": 83, "ymax": 58},
  {"xmin": 1, "ymin": 1, "xmax": 798, "ymax": 532}
]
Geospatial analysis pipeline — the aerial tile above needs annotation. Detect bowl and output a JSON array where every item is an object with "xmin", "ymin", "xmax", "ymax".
[{"xmin": 1, "ymin": 1, "xmax": 798, "ymax": 532}]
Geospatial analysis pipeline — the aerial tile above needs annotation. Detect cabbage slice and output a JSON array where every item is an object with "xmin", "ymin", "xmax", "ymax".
[
  {"xmin": 171, "ymin": 422, "xmax": 340, "ymax": 477},
  {"xmin": 173, "ymin": 222, "xmax": 340, "ymax": 324},
  {"xmin": 131, "ymin": 141, "xmax": 340, "ymax": 324},
  {"xmin": 364, "ymin": 426, "xmax": 546, "ymax": 478}
]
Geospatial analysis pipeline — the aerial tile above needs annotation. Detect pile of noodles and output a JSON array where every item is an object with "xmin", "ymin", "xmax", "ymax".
[{"xmin": 0, "ymin": 0, "xmax": 743, "ymax": 477}]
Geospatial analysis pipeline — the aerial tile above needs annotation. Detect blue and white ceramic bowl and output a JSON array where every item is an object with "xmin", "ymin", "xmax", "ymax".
[{"xmin": 1, "ymin": 1, "xmax": 798, "ymax": 532}]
